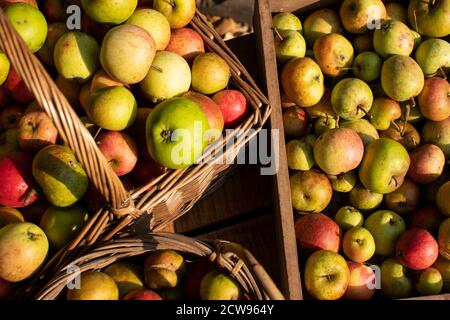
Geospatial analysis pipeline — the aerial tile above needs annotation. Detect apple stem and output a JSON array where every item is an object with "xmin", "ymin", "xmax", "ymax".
[
  {"xmin": 338, "ymin": 67, "xmax": 358, "ymax": 71},
  {"xmin": 161, "ymin": 129, "xmax": 172, "ymax": 141},
  {"xmin": 273, "ymin": 27, "xmax": 284, "ymax": 41},
  {"xmin": 439, "ymin": 67, "xmax": 447, "ymax": 80},
  {"xmin": 163, "ymin": 0, "xmax": 175, "ymax": 7},
  {"xmin": 390, "ymin": 176, "xmax": 398, "ymax": 187},
  {"xmin": 413, "ymin": 10, "xmax": 419, "ymax": 33},
  {"xmin": 335, "ymin": 116, "xmax": 340, "ymax": 128},
  {"xmin": 401, "ymin": 101, "xmax": 412, "ymax": 137},
  {"xmin": 151, "ymin": 66, "xmax": 163, "ymax": 73},
  {"xmin": 391, "ymin": 120, "xmax": 402, "ymax": 133},
  {"xmin": 357, "ymin": 105, "xmax": 369, "ymax": 116}
]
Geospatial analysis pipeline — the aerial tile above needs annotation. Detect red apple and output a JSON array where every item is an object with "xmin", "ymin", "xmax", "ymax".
[
  {"xmin": 0, "ymin": 106, "xmax": 23, "ymax": 130},
  {"xmin": 408, "ymin": 144, "xmax": 445, "ymax": 184},
  {"xmin": 0, "ymin": 86, "xmax": 11, "ymax": 109},
  {"xmin": 0, "ymin": 151, "xmax": 39, "ymax": 207},
  {"xmin": 129, "ymin": 157, "xmax": 166, "ymax": 186},
  {"xmin": 17, "ymin": 111, "xmax": 58, "ymax": 152},
  {"xmin": 409, "ymin": 207, "xmax": 444, "ymax": 234},
  {"xmin": 123, "ymin": 288, "xmax": 162, "ymax": 300},
  {"xmin": 283, "ymin": 107, "xmax": 309, "ymax": 138},
  {"xmin": 295, "ymin": 213, "xmax": 341, "ymax": 254},
  {"xmin": 4, "ymin": 68, "xmax": 34, "ymax": 105},
  {"xmin": 183, "ymin": 91, "xmax": 224, "ymax": 143},
  {"xmin": 166, "ymin": 28, "xmax": 205, "ymax": 63},
  {"xmin": 0, "ymin": 277, "xmax": 15, "ymax": 300},
  {"xmin": 212, "ymin": 89, "xmax": 248, "ymax": 128},
  {"xmin": 344, "ymin": 262, "xmax": 376, "ymax": 300},
  {"xmin": 396, "ymin": 228, "xmax": 439, "ymax": 270},
  {"xmin": 96, "ymin": 131, "xmax": 138, "ymax": 176},
  {"xmin": 183, "ymin": 259, "xmax": 215, "ymax": 299},
  {"xmin": 418, "ymin": 77, "xmax": 450, "ymax": 122}
]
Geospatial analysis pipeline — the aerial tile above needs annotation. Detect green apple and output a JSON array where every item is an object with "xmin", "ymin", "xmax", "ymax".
[
  {"xmin": 0, "ymin": 50, "xmax": 10, "ymax": 86},
  {"xmin": 359, "ymin": 138, "xmax": 410, "ymax": 194},
  {"xmin": 141, "ymin": 51, "xmax": 191, "ymax": 103},
  {"xmin": 153, "ymin": 0, "xmax": 196, "ymax": 29},
  {"xmin": 39, "ymin": 204, "xmax": 89, "ymax": 249},
  {"xmin": 415, "ymin": 39, "xmax": 450, "ymax": 77},
  {"xmin": 343, "ymin": 227, "xmax": 375, "ymax": 263},
  {"xmin": 416, "ymin": 267, "xmax": 443, "ymax": 296},
  {"xmin": 54, "ymin": 31, "xmax": 100, "ymax": 82},
  {"xmin": 67, "ymin": 271, "xmax": 119, "ymax": 300},
  {"xmin": 373, "ymin": 20, "xmax": 414, "ymax": 58},
  {"xmin": 303, "ymin": 8, "xmax": 343, "ymax": 47},
  {"xmin": 331, "ymin": 78, "xmax": 373, "ymax": 120},
  {"xmin": 304, "ymin": 250, "xmax": 350, "ymax": 300},
  {"xmin": 335, "ymin": 206, "xmax": 364, "ymax": 230},
  {"xmin": 433, "ymin": 256, "xmax": 450, "ymax": 292},
  {"xmin": 411, "ymin": 29, "xmax": 422, "ymax": 49},
  {"xmin": 5, "ymin": 3, "xmax": 48, "ymax": 53},
  {"xmin": 275, "ymin": 30, "xmax": 306, "ymax": 64},
  {"xmin": 365, "ymin": 210, "xmax": 405, "ymax": 256},
  {"xmin": 88, "ymin": 86, "xmax": 137, "ymax": 131},
  {"xmin": 200, "ymin": 270, "xmax": 242, "ymax": 300},
  {"xmin": 272, "ymin": 12, "xmax": 302, "ymax": 32},
  {"xmin": 314, "ymin": 116, "xmax": 338, "ymax": 135},
  {"xmin": 103, "ymin": 262, "xmax": 144, "ymax": 298},
  {"xmin": 290, "ymin": 170, "xmax": 332, "ymax": 214},
  {"xmin": 328, "ymin": 170, "xmax": 357, "ymax": 193},
  {"xmin": 340, "ymin": 119, "xmax": 379, "ymax": 146},
  {"xmin": 408, "ymin": 0, "xmax": 450, "ymax": 37},
  {"xmin": 352, "ymin": 51, "xmax": 382, "ymax": 83},
  {"xmin": 437, "ymin": 181, "xmax": 450, "ymax": 216},
  {"xmin": 305, "ymin": 133, "xmax": 317, "ymax": 146},
  {"xmin": 146, "ymin": 97, "xmax": 210, "ymax": 169},
  {"xmin": 191, "ymin": 53, "xmax": 230, "ymax": 95},
  {"xmin": 380, "ymin": 258, "xmax": 413, "ymax": 299},
  {"xmin": 81, "ymin": 0, "xmax": 137, "ymax": 25},
  {"xmin": 286, "ymin": 139, "xmax": 315, "ymax": 171},
  {"xmin": 349, "ymin": 184, "xmax": 383, "ymax": 212},
  {"xmin": 369, "ymin": 97, "xmax": 402, "ymax": 130}
]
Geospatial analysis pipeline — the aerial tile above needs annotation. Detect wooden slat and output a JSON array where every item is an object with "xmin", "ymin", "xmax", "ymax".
[
  {"xmin": 253, "ymin": 0, "xmax": 302, "ymax": 300},
  {"xmin": 270, "ymin": 0, "xmax": 337, "ymax": 12}
]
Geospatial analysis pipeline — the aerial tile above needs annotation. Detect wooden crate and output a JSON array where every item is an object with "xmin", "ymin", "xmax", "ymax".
[{"xmin": 253, "ymin": 0, "xmax": 450, "ymax": 301}]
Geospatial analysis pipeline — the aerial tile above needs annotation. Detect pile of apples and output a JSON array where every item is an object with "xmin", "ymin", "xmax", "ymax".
[
  {"xmin": 0, "ymin": 0, "xmax": 250, "ymax": 299},
  {"xmin": 274, "ymin": 0, "xmax": 450, "ymax": 300},
  {"xmin": 63, "ymin": 250, "xmax": 245, "ymax": 300}
]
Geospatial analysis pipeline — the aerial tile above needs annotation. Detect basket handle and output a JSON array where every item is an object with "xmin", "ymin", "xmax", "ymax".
[{"xmin": 0, "ymin": 9, "xmax": 132, "ymax": 214}]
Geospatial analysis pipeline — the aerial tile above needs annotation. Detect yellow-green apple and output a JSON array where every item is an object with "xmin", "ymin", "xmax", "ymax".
[
  {"xmin": 384, "ymin": 178, "xmax": 420, "ymax": 215},
  {"xmin": 303, "ymin": 9, "xmax": 343, "ymax": 47},
  {"xmin": 305, "ymin": 88, "xmax": 335, "ymax": 119},
  {"xmin": 0, "ymin": 129, "xmax": 21, "ymax": 155},
  {"xmin": 313, "ymin": 33, "xmax": 354, "ymax": 77},
  {"xmin": 352, "ymin": 51, "xmax": 382, "ymax": 83},
  {"xmin": 418, "ymin": 77, "xmax": 450, "ymax": 121},
  {"xmin": 295, "ymin": 213, "xmax": 341, "ymax": 254},
  {"xmin": 439, "ymin": 218, "xmax": 450, "ymax": 259},
  {"xmin": 340, "ymin": 119, "xmax": 379, "ymax": 146},
  {"xmin": 0, "ymin": 0, "xmax": 37, "ymax": 7},
  {"xmin": 0, "ymin": 106, "xmax": 23, "ymax": 130},
  {"xmin": 335, "ymin": 206, "xmax": 364, "ymax": 230},
  {"xmin": 53, "ymin": 31, "xmax": 100, "ymax": 82},
  {"xmin": 381, "ymin": 55, "xmax": 424, "ymax": 102},
  {"xmin": 141, "ymin": 51, "xmax": 191, "ymax": 102},
  {"xmin": 275, "ymin": 30, "xmax": 306, "ymax": 64},
  {"xmin": 344, "ymin": 262, "xmax": 376, "ymax": 300},
  {"xmin": 331, "ymin": 78, "xmax": 373, "ymax": 120},
  {"xmin": 380, "ymin": 258, "xmax": 413, "ymax": 298},
  {"xmin": 408, "ymin": 144, "xmax": 445, "ymax": 184},
  {"xmin": 422, "ymin": 118, "xmax": 450, "ymax": 159},
  {"xmin": 123, "ymin": 289, "xmax": 162, "ymax": 300},
  {"xmin": 212, "ymin": 89, "xmax": 247, "ymax": 129},
  {"xmin": 437, "ymin": 182, "xmax": 450, "ymax": 216},
  {"xmin": 153, "ymin": 0, "xmax": 195, "ymax": 29},
  {"xmin": 286, "ymin": 139, "xmax": 314, "ymax": 171},
  {"xmin": 373, "ymin": 20, "xmax": 414, "ymax": 58},
  {"xmin": 396, "ymin": 228, "xmax": 439, "ymax": 270},
  {"xmin": 290, "ymin": 170, "xmax": 332, "ymax": 213},
  {"xmin": 314, "ymin": 116, "xmax": 338, "ymax": 135},
  {"xmin": 4, "ymin": 68, "xmax": 34, "ymax": 104},
  {"xmin": 4, "ymin": 3, "xmax": 47, "ymax": 53},
  {"xmin": 411, "ymin": 29, "xmax": 422, "ymax": 49},
  {"xmin": 103, "ymin": 262, "xmax": 144, "ymax": 298},
  {"xmin": 359, "ymin": 138, "xmax": 410, "ymax": 194},
  {"xmin": 96, "ymin": 131, "xmax": 138, "ymax": 176},
  {"xmin": 144, "ymin": 250, "xmax": 186, "ymax": 289},
  {"xmin": 328, "ymin": 171, "xmax": 357, "ymax": 193},
  {"xmin": 183, "ymin": 259, "xmax": 215, "ymax": 299},
  {"xmin": 191, "ymin": 53, "xmax": 230, "ymax": 95},
  {"xmin": 365, "ymin": 210, "xmax": 405, "ymax": 255},
  {"xmin": 55, "ymin": 75, "xmax": 82, "ymax": 111},
  {"xmin": 81, "ymin": 0, "xmax": 137, "ymax": 25},
  {"xmin": 369, "ymin": 97, "xmax": 401, "ymax": 130},
  {"xmin": 17, "ymin": 111, "xmax": 58, "ymax": 152},
  {"xmin": 183, "ymin": 91, "xmax": 224, "ymax": 143},
  {"xmin": 272, "ymin": 12, "xmax": 302, "ymax": 32},
  {"xmin": 88, "ymin": 86, "xmax": 137, "ymax": 131},
  {"xmin": 126, "ymin": 8, "xmax": 170, "ymax": 51},
  {"xmin": 415, "ymin": 39, "xmax": 450, "ymax": 77},
  {"xmin": 353, "ymin": 33, "xmax": 373, "ymax": 53},
  {"xmin": 379, "ymin": 121, "xmax": 420, "ymax": 152},
  {"xmin": 0, "ymin": 50, "xmax": 10, "ymax": 86},
  {"xmin": 39, "ymin": 204, "xmax": 89, "ymax": 249},
  {"xmin": 313, "ymin": 128, "xmax": 364, "ymax": 175},
  {"xmin": 339, "ymin": 0, "xmax": 386, "ymax": 34},
  {"xmin": 0, "ymin": 207, "xmax": 23, "ymax": 228},
  {"xmin": 66, "ymin": 271, "xmax": 119, "ymax": 300},
  {"xmin": 90, "ymin": 69, "xmax": 126, "ymax": 93},
  {"xmin": 408, "ymin": 0, "xmax": 450, "ymax": 37},
  {"xmin": 349, "ymin": 183, "xmax": 383, "ymax": 212},
  {"xmin": 304, "ymin": 250, "xmax": 349, "ymax": 300},
  {"xmin": 165, "ymin": 28, "xmax": 205, "ymax": 63},
  {"xmin": 0, "ymin": 222, "xmax": 48, "ymax": 282},
  {"xmin": 433, "ymin": 255, "xmax": 450, "ymax": 292},
  {"xmin": 145, "ymin": 97, "xmax": 209, "ymax": 169},
  {"xmin": 385, "ymin": 2, "xmax": 408, "ymax": 23},
  {"xmin": 283, "ymin": 107, "xmax": 308, "ymax": 138},
  {"xmin": 281, "ymin": 57, "xmax": 325, "ymax": 107},
  {"xmin": 200, "ymin": 270, "xmax": 242, "ymax": 300},
  {"xmin": 409, "ymin": 207, "xmax": 444, "ymax": 233},
  {"xmin": 416, "ymin": 267, "xmax": 443, "ymax": 295},
  {"xmin": 343, "ymin": 227, "xmax": 375, "ymax": 263},
  {"xmin": 100, "ymin": 25, "xmax": 156, "ymax": 85},
  {"xmin": 0, "ymin": 151, "xmax": 39, "ymax": 208}
]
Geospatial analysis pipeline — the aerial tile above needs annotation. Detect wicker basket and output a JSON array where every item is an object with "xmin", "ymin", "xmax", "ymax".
[
  {"xmin": 34, "ymin": 233, "xmax": 285, "ymax": 300},
  {"xmin": 0, "ymin": 7, "xmax": 271, "ymax": 295}
]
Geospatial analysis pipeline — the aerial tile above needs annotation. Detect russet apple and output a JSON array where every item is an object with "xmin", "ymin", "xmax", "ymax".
[
  {"xmin": 331, "ymin": 78, "xmax": 373, "ymax": 120},
  {"xmin": 384, "ymin": 178, "xmax": 420, "ymax": 215},
  {"xmin": 153, "ymin": 0, "xmax": 195, "ymax": 29},
  {"xmin": 416, "ymin": 267, "xmax": 443, "ymax": 295},
  {"xmin": 290, "ymin": 170, "xmax": 332, "ymax": 213},
  {"xmin": 408, "ymin": 144, "xmax": 445, "ymax": 184},
  {"xmin": 191, "ymin": 53, "xmax": 230, "ymax": 95},
  {"xmin": 418, "ymin": 77, "xmax": 450, "ymax": 121},
  {"xmin": 81, "ymin": 0, "xmax": 137, "ymax": 25},
  {"xmin": 200, "ymin": 270, "xmax": 242, "ymax": 300},
  {"xmin": 415, "ymin": 39, "xmax": 450, "ymax": 77},
  {"xmin": 373, "ymin": 20, "xmax": 414, "ymax": 58},
  {"xmin": 0, "ymin": 207, "xmax": 23, "ymax": 228},
  {"xmin": 343, "ymin": 227, "xmax": 375, "ymax": 263},
  {"xmin": 344, "ymin": 262, "xmax": 376, "ymax": 300},
  {"xmin": 275, "ymin": 30, "xmax": 306, "ymax": 64},
  {"xmin": 351, "ymin": 51, "xmax": 382, "ymax": 83},
  {"xmin": 422, "ymin": 118, "xmax": 450, "ymax": 159},
  {"xmin": 369, "ymin": 97, "xmax": 401, "ymax": 131},
  {"xmin": 396, "ymin": 228, "xmax": 439, "ymax": 270},
  {"xmin": 328, "ymin": 171, "xmax": 357, "ymax": 193},
  {"xmin": 335, "ymin": 206, "xmax": 364, "ymax": 230},
  {"xmin": 66, "ymin": 271, "xmax": 119, "ymax": 300},
  {"xmin": 17, "ymin": 111, "xmax": 58, "ymax": 152},
  {"xmin": 365, "ymin": 210, "xmax": 405, "ymax": 256},
  {"xmin": 437, "ymin": 182, "xmax": 450, "ymax": 216},
  {"xmin": 380, "ymin": 258, "xmax": 413, "ymax": 298},
  {"xmin": 212, "ymin": 89, "xmax": 247, "ymax": 129},
  {"xmin": 103, "ymin": 262, "xmax": 144, "ymax": 298},
  {"xmin": 340, "ymin": 119, "xmax": 379, "ymax": 146},
  {"xmin": 286, "ymin": 139, "xmax": 315, "ymax": 171},
  {"xmin": 348, "ymin": 183, "xmax": 383, "ymax": 212},
  {"xmin": 339, "ymin": 0, "xmax": 387, "ymax": 34},
  {"xmin": 313, "ymin": 33, "xmax": 354, "ymax": 77},
  {"xmin": 408, "ymin": 0, "xmax": 450, "ymax": 37},
  {"xmin": 165, "ymin": 28, "xmax": 205, "ymax": 63},
  {"xmin": 282, "ymin": 107, "xmax": 308, "ymax": 138},
  {"xmin": 303, "ymin": 9, "xmax": 343, "ymax": 47}
]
